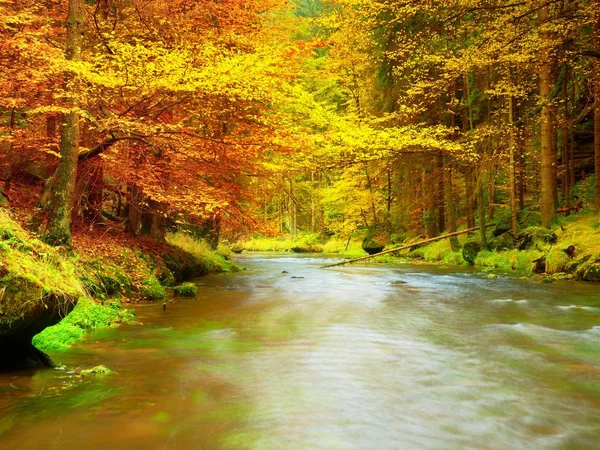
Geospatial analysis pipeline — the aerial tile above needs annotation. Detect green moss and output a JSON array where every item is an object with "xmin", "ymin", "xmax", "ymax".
[
  {"xmin": 32, "ymin": 323, "xmax": 86, "ymax": 350},
  {"xmin": 33, "ymin": 297, "xmax": 135, "ymax": 351},
  {"xmin": 174, "ymin": 282, "xmax": 198, "ymax": 297},
  {"xmin": 475, "ymin": 250, "xmax": 512, "ymax": 270},
  {"xmin": 545, "ymin": 250, "xmax": 570, "ymax": 275},
  {"xmin": 141, "ymin": 275, "xmax": 167, "ymax": 300},
  {"xmin": 80, "ymin": 365, "xmax": 113, "ymax": 376},
  {"xmin": 422, "ymin": 240, "xmax": 462, "ymax": 263},
  {"xmin": 0, "ymin": 211, "xmax": 84, "ymax": 339}
]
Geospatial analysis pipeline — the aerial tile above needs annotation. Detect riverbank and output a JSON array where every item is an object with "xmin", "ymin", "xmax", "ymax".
[
  {"xmin": 239, "ymin": 213, "xmax": 600, "ymax": 282},
  {"xmin": 0, "ymin": 209, "xmax": 238, "ymax": 368}
]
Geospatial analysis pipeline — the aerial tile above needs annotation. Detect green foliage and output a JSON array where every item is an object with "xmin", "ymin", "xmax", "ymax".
[
  {"xmin": 242, "ymin": 237, "xmax": 292, "ymax": 252},
  {"xmin": 289, "ymin": 234, "xmax": 324, "ymax": 253},
  {"xmin": 33, "ymin": 297, "xmax": 135, "ymax": 351},
  {"xmin": 174, "ymin": 282, "xmax": 198, "ymax": 297},
  {"xmin": 545, "ymin": 250, "xmax": 570, "ymax": 275},
  {"xmin": 167, "ymin": 233, "xmax": 239, "ymax": 273},
  {"xmin": 141, "ymin": 275, "xmax": 167, "ymax": 300},
  {"xmin": 571, "ymin": 174, "xmax": 595, "ymax": 208}
]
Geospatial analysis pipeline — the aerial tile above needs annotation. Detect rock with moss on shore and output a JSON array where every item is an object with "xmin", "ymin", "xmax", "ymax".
[{"xmin": 0, "ymin": 210, "xmax": 83, "ymax": 369}]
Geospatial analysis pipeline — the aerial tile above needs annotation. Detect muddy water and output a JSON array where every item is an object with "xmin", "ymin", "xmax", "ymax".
[{"xmin": 1, "ymin": 254, "xmax": 600, "ymax": 449}]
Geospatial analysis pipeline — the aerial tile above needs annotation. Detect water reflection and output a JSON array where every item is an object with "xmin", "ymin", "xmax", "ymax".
[{"xmin": 1, "ymin": 254, "xmax": 600, "ymax": 449}]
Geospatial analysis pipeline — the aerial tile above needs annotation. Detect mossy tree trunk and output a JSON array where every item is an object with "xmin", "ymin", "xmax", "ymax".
[{"xmin": 43, "ymin": 0, "xmax": 85, "ymax": 246}]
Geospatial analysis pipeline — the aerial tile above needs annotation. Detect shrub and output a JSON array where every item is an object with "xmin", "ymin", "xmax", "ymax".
[{"xmin": 174, "ymin": 282, "xmax": 198, "ymax": 297}]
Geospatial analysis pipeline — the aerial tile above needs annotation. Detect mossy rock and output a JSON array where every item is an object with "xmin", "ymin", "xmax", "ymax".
[
  {"xmin": 564, "ymin": 261, "xmax": 579, "ymax": 274},
  {"xmin": 291, "ymin": 243, "xmax": 323, "ymax": 253},
  {"xmin": 33, "ymin": 297, "xmax": 135, "ymax": 351},
  {"xmin": 462, "ymin": 241, "xmax": 482, "ymax": 264},
  {"xmin": 488, "ymin": 232, "xmax": 515, "ymax": 251},
  {"xmin": 230, "ymin": 243, "xmax": 244, "ymax": 254},
  {"xmin": 174, "ymin": 282, "xmax": 198, "ymax": 297},
  {"xmin": 0, "ymin": 211, "xmax": 83, "ymax": 368},
  {"xmin": 517, "ymin": 227, "xmax": 557, "ymax": 249},
  {"xmin": 545, "ymin": 250, "xmax": 570, "ymax": 275},
  {"xmin": 80, "ymin": 365, "xmax": 113, "ymax": 376},
  {"xmin": 583, "ymin": 263, "xmax": 600, "ymax": 282}
]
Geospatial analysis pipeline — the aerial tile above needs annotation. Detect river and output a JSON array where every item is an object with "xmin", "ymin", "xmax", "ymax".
[{"xmin": 1, "ymin": 254, "xmax": 600, "ymax": 449}]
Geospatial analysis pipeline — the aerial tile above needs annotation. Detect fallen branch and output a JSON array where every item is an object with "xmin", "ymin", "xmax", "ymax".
[{"xmin": 321, "ymin": 224, "xmax": 496, "ymax": 268}]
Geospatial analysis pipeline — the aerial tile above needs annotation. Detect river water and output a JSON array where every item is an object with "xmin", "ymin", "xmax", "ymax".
[{"xmin": 1, "ymin": 254, "xmax": 600, "ymax": 449}]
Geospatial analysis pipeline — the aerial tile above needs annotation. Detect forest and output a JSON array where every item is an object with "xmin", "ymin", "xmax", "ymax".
[
  {"xmin": 1, "ymin": 0, "xmax": 598, "ymax": 248},
  {"xmin": 1, "ymin": 0, "xmax": 600, "ymax": 364},
  {"xmin": 3, "ymin": 1, "xmax": 600, "ymax": 448}
]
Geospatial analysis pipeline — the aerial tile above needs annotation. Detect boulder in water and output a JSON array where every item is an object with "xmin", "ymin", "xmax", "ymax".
[
  {"xmin": 462, "ymin": 241, "xmax": 482, "ymax": 264},
  {"xmin": 362, "ymin": 229, "xmax": 388, "ymax": 255}
]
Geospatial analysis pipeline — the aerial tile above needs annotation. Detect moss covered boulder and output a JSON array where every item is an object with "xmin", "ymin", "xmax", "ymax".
[
  {"xmin": 362, "ymin": 229, "xmax": 388, "ymax": 255},
  {"xmin": 174, "ymin": 282, "xmax": 198, "ymax": 297},
  {"xmin": 0, "ymin": 211, "xmax": 84, "ymax": 369},
  {"xmin": 462, "ymin": 241, "xmax": 482, "ymax": 264},
  {"xmin": 583, "ymin": 263, "xmax": 600, "ymax": 282}
]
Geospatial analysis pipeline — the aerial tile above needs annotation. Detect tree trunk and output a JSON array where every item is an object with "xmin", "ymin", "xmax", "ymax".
[
  {"xmin": 563, "ymin": 67, "xmax": 571, "ymax": 211},
  {"xmin": 436, "ymin": 154, "xmax": 445, "ymax": 234},
  {"xmin": 487, "ymin": 171, "xmax": 496, "ymax": 221},
  {"xmin": 443, "ymin": 154, "xmax": 458, "ymax": 250},
  {"xmin": 477, "ymin": 172, "xmax": 487, "ymax": 249},
  {"xmin": 127, "ymin": 184, "xmax": 143, "ymax": 235},
  {"xmin": 508, "ymin": 96, "xmax": 519, "ymax": 236},
  {"xmin": 595, "ymin": 0, "xmax": 600, "ymax": 212},
  {"xmin": 465, "ymin": 168, "xmax": 475, "ymax": 229},
  {"xmin": 539, "ymin": 5, "xmax": 556, "ymax": 227},
  {"xmin": 43, "ymin": 0, "xmax": 85, "ymax": 245},
  {"xmin": 422, "ymin": 156, "xmax": 437, "ymax": 239}
]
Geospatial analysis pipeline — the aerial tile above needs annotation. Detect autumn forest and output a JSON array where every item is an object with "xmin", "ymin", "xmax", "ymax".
[
  {"xmin": 3, "ymin": 0, "xmax": 600, "ymax": 447},
  {"xmin": 0, "ymin": 0, "xmax": 597, "ymax": 249}
]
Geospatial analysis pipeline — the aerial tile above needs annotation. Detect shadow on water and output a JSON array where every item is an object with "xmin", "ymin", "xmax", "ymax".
[{"xmin": 2, "ymin": 253, "xmax": 600, "ymax": 449}]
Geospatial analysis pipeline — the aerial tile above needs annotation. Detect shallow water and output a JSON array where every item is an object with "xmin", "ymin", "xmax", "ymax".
[{"xmin": 2, "ymin": 254, "xmax": 600, "ymax": 449}]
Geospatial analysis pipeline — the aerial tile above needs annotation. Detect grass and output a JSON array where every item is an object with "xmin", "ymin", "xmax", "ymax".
[
  {"xmin": 0, "ymin": 211, "xmax": 85, "ymax": 322},
  {"xmin": 322, "ymin": 237, "xmax": 366, "ymax": 257},
  {"xmin": 242, "ymin": 234, "xmax": 366, "ymax": 256},
  {"xmin": 167, "ymin": 232, "xmax": 239, "ymax": 273}
]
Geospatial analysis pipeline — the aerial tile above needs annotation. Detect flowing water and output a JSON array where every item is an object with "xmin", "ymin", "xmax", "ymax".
[{"xmin": 2, "ymin": 254, "xmax": 600, "ymax": 449}]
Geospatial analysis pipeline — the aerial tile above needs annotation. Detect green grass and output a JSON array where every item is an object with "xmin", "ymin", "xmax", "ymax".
[
  {"xmin": 322, "ymin": 238, "xmax": 366, "ymax": 257},
  {"xmin": 0, "ymin": 211, "xmax": 86, "ymax": 327},
  {"xmin": 167, "ymin": 232, "xmax": 239, "ymax": 272}
]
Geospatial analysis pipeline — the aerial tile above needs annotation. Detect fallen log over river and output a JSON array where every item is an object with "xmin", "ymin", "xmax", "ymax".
[{"xmin": 321, "ymin": 224, "xmax": 496, "ymax": 268}]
